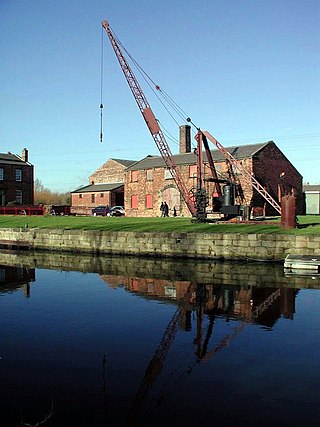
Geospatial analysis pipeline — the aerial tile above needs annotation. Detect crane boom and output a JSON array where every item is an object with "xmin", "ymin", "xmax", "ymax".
[
  {"xmin": 125, "ymin": 283, "xmax": 195, "ymax": 424},
  {"xmin": 102, "ymin": 20, "xmax": 196, "ymax": 216}
]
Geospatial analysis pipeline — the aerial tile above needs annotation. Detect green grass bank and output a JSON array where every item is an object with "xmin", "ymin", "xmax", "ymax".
[
  {"xmin": 0, "ymin": 215, "xmax": 319, "ymax": 261},
  {"xmin": 0, "ymin": 215, "xmax": 319, "ymax": 234}
]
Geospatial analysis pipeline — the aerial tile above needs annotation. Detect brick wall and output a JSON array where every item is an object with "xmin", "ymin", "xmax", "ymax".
[
  {"xmin": 125, "ymin": 164, "xmax": 194, "ymax": 217},
  {"xmin": 252, "ymin": 142, "xmax": 303, "ymax": 214},
  {"xmin": 89, "ymin": 159, "xmax": 126, "ymax": 184},
  {"xmin": 179, "ymin": 125, "xmax": 191, "ymax": 154},
  {"xmin": 71, "ymin": 159, "xmax": 127, "ymax": 214},
  {"xmin": 124, "ymin": 159, "xmax": 257, "ymax": 217},
  {"xmin": 71, "ymin": 190, "xmax": 112, "ymax": 214},
  {"xmin": 76, "ymin": 143, "xmax": 302, "ymax": 218},
  {"xmin": 0, "ymin": 162, "xmax": 34, "ymax": 205},
  {"xmin": 124, "ymin": 143, "xmax": 302, "ymax": 217}
]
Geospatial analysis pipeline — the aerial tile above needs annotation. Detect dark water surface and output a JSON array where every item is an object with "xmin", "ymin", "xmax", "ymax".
[{"xmin": 0, "ymin": 251, "xmax": 319, "ymax": 427}]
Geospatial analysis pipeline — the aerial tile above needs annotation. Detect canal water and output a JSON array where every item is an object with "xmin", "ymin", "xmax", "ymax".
[{"xmin": 0, "ymin": 250, "xmax": 319, "ymax": 427}]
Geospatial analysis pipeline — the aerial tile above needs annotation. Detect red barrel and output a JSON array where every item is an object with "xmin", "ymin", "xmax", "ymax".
[{"xmin": 281, "ymin": 195, "xmax": 297, "ymax": 229}]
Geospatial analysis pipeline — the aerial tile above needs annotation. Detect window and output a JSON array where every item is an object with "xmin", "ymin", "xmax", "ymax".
[
  {"xmin": 164, "ymin": 169, "xmax": 173, "ymax": 180},
  {"xmin": 131, "ymin": 170, "xmax": 138, "ymax": 182},
  {"xmin": 189, "ymin": 165, "xmax": 197, "ymax": 178},
  {"xmin": 147, "ymin": 282, "xmax": 154, "ymax": 294},
  {"xmin": 91, "ymin": 194, "xmax": 95, "ymax": 203},
  {"xmin": 16, "ymin": 190, "xmax": 22, "ymax": 204},
  {"xmin": 146, "ymin": 169, "xmax": 153, "ymax": 181},
  {"xmin": 230, "ymin": 164, "xmax": 241, "ymax": 176},
  {"xmin": 131, "ymin": 194, "xmax": 138, "ymax": 208},
  {"xmin": 214, "ymin": 163, "xmax": 222, "ymax": 172},
  {"xmin": 130, "ymin": 279, "xmax": 139, "ymax": 292},
  {"xmin": 79, "ymin": 194, "xmax": 83, "ymax": 199},
  {"xmin": 146, "ymin": 194, "xmax": 153, "ymax": 208},
  {"xmin": 15, "ymin": 169, "xmax": 22, "ymax": 181},
  {"xmin": 17, "ymin": 267, "xmax": 24, "ymax": 279},
  {"xmin": 100, "ymin": 193, "xmax": 104, "ymax": 198},
  {"xmin": 164, "ymin": 286, "xmax": 177, "ymax": 298},
  {"xmin": 0, "ymin": 168, "xmax": 3, "ymax": 181}
]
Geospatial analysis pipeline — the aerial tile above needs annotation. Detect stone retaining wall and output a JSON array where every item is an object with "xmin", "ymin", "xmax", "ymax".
[
  {"xmin": 0, "ymin": 228, "xmax": 319, "ymax": 260},
  {"xmin": 1, "ymin": 249, "xmax": 319, "ymax": 289}
]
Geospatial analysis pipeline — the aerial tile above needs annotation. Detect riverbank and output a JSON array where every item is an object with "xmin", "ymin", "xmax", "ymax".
[
  {"xmin": 0, "ymin": 215, "xmax": 319, "ymax": 234},
  {"xmin": 1, "ymin": 249, "xmax": 319, "ymax": 289},
  {"xmin": 0, "ymin": 227, "xmax": 319, "ymax": 261}
]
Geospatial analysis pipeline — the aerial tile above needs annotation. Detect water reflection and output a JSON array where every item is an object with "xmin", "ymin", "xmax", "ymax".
[
  {"xmin": 0, "ymin": 250, "xmax": 319, "ymax": 427},
  {"xmin": 1, "ymin": 248, "xmax": 319, "ymax": 288},
  {"xmin": 0, "ymin": 264, "xmax": 34, "ymax": 297}
]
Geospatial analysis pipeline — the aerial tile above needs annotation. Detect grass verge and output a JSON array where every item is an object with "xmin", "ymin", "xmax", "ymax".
[{"xmin": 0, "ymin": 215, "xmax": 319, "ymax": 234}]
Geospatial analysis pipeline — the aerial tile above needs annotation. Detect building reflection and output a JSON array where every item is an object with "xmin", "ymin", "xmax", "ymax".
[
  {"xmin": 0, "ymin": 265, "xmax": 35, "ymax": 297},
  {"xmin": 0, "ymin": 255, "xmax": 302, "ymax": 426},
  {"xmin": 0, "ymin": 259, "xmax": 298, "ymax": 322},
  {"xmin": 102, "ymin": 276, "xmax": 299, "ymax": 425},
  {"xmin": 100, "ymin": 274, "xmax": 298, "ymax": 329}
]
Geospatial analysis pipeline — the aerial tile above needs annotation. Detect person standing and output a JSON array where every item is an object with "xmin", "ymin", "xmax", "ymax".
[
  {"xmin": 160, "ymin": 202, "xmax": 164, "ymax": 217},
  {"xmin": 163, "ymin": 201, "xmax": 169, "ymax": 217}
]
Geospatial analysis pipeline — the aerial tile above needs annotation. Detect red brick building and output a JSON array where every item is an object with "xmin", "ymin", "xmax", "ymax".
[
  {"xmin": 70, "ymin": 158, "xmax": 135, "ymax": 215},
  {"xmin": 0, "ymin": 149, "xmax": 34, "ymax": 206},
  {"xmin": 124, "ymin": 129, "xmax": 303, "ymax": 217},
  {"xmin": 100, "ymin": 275, "xmax": 297, "ymax": 327},
  {"xmin": 71, "ymin": 127, "xmax": 303, "ymax": 217}
]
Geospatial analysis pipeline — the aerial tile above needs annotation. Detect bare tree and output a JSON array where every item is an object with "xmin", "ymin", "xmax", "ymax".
[{"xmin": 34, "ymin": 179, "xmax": 70, "ymax": 205}]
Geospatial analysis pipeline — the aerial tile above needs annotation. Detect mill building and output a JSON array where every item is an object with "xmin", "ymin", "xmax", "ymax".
[{"xmin": 71, "ymin": 126, "xmax": 303, "ymax": 217}]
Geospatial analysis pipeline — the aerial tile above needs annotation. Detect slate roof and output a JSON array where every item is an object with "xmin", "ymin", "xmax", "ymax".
[
  {"xmin": 71, "ymin": 183, "xmax": 124, "ymax": 193},
  {"xmin": 0, "ymin": 152, "xmax": 29, "ymax": 166},
  {"xmin": 303, "ymin": 184, "xmax": 320, "ymax": 192},
  {"xmin": 125, "ymin": 142, "xmax": 271, "ymax": 171},
  {"xmin": 110, "ymin": 158, "xmax": 136, "ymax": 167}
]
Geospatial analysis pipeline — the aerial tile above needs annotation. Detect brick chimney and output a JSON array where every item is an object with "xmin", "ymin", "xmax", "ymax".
[
  {"xmin": 179, "ymin": 125, "xmax": 191, "ymax": 154},
  {"xmin": 22, "ymin": 148, "xmax": 28, "ymax": 162}
]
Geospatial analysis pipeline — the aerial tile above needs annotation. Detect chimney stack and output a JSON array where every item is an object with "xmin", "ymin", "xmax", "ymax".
[
  {"xmin": 22, "ymin": 148, "xmax": 28, "ymax": 163},
  {"xmin": 179, "ymin": 125, "xmax": 191, "ymax": 154}
]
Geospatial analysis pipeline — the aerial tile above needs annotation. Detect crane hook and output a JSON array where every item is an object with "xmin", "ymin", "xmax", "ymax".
[{"xmin": 100, "ymin": 103, "xmax": 104, "ymax": 142}]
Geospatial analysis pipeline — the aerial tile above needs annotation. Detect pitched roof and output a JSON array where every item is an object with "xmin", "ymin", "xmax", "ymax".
[
  {"xmin": 110, "ymin": 158, "xmax": 136, "ymax": 167},
  {"xmin": 71, "ymin": 183, "xmax": 124, "ymax": 193},
  {"xmin": 0, "ymin": 152, "xmax": 29, "ymax": 166},
  {"xmin": 303, "ymin": 184, "xmax": 320, "ymax": 192},
  {"xmin": 125, "ymin": 142, "xmax": 271, "ymax": 171}
]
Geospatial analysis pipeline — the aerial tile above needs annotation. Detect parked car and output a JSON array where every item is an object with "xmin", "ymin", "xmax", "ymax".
[
  {"xmin": 110, "ymin": 206, "xmax": 125, "ymax": 216},
  {"xmin": 92, "ymin": 206, "xmax": 112, "ymax": 217}
]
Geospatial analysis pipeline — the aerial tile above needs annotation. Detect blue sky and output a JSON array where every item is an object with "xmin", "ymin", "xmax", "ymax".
[{"xmin": 1, "ymin": 0, "xmax": 319, "ymax": 192}]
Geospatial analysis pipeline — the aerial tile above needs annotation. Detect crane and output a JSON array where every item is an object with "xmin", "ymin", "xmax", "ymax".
[
  {"xmin": 187, "ymin": 286, "xmax": 281, "ymax": 374},
  {"xmin": 102, "ymin": 20, "xmax": 282, "ymax": 219},
  {"xmin": 119, "ymin": 281, "xmax": 283, "ymax": 424},
  {"xmin": 102, "ymin": 21, "xmax": 196, "ymax": 217},
  {"xmin": 194, "ymin": 130, "xmax": 282, "ymax": 216},
  {"xmin": 202, "ymin": 131, "xmax": 281, "ymax": 214},
  {"xmin": 124, "ymin": 283, "xmax": 195, "ymax": 425}
]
